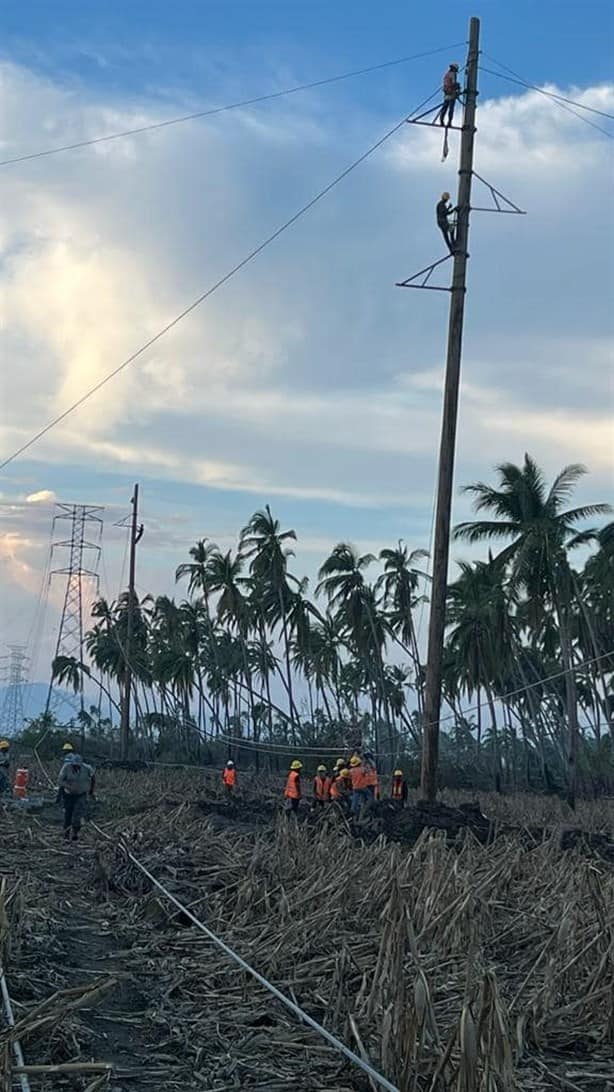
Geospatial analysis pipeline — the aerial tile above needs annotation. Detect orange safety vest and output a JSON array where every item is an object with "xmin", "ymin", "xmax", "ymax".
[
  {"xmin": 350, "ymin": 765, "xmax": 370, "ymax": 791},
  {"xmin": 391, "ymin": 777, "xmax": 404, "ymax": 799},
  {"xmin": 314, "ymin": 775, "xmax": 331, "ymax": 801},
  {"xmin": 13, "ymin": 768, "xmax": 28, "ymax": 799},
  {"xmin": 329, "ymin": 777, "xmax": 343, "ymax": 800},
  {"xmin": 222, "ymin": 768, "xmax": 237, "ymax": 788},
  {"xmin": 363, "ymin": 763, "xmax": 378, "ymax": 788},
  {"xmin": 284, "ymin": 770, "xmax": 301, "ymax": 800}
]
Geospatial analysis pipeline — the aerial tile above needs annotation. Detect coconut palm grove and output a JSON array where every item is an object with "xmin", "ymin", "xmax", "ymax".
[{"xmin": 35, "ymin": 455, "xmax": 612, "ymax": 799}]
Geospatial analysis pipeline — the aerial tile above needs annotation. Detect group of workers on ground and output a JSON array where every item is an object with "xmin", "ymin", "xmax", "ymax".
[
  {"xmin": 0, "ymin": 738, "xmax": 95, "ymax": 843},
  {"xmin": 282, "ymin": 754, "xmax": 408, "ymax": 815},
  {"xmin": 220, "ymin": 754, "xmax": 408, "ymax": 814}
]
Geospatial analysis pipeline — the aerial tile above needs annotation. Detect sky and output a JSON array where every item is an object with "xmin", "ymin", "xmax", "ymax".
[{"xmin": 0, "ymin": 0, "xmax": 613, "ymax": 699}]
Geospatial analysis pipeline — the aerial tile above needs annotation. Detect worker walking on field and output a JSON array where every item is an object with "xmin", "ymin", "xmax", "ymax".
[
  {"xmin": 0, "ymin": 740, "xmax": 11, "ymax": 795},
  {"xmin": 222, "ymin": 760, "xmax": 237, "ymax": 799},
  {"xmin": 284, "ymin": 759, "xmax": 302, "ymax": 814},
  {"xmin": 391, "ymin": 769, "xmax": 408, "ymax": 807},
  {"xmin": 313, "ymin": 764, "xmax": 331, "ymax": 807},
  {"xmin": 438, "ymin": 62, "xmax": 461, "ymax": 126},
  {"xmin": 57, "ymin": 754, "xmax": 95, "ymax": 842}
]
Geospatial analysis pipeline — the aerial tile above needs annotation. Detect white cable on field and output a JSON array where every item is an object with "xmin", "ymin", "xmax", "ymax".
[{"xmin": 89, "ymin": 822, "xmax": 399, "ymax": 1092}]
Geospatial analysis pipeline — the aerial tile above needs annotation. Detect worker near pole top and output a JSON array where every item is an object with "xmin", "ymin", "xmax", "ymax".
[
  {"xmin": 349, "ymin": 755, "xmax": 371, "ymax": 814},
  {"xmin": 222, "ymin": 760, "xmax": 237, "ymax": 798},
  {"xmin": 391, "ymin": 769, "xmax": 408, "ymax": 807},
  {"xmin": 313, "ymin": 765, "xmax": 331, "ymax": 806},
  {"xmin": 57, "ymin": 754, "xmax": 95, "ymax": 842},
  {"xmin": 438, "ymin": 62, "xmax": 461, "ymax": 126},
  {"xmin": 0, "ymin": 740, "xmax": 11, "ymax": 795},
  {"xmin": 284, "ymin": 759, "xmax": 302, "ymax": 813}
]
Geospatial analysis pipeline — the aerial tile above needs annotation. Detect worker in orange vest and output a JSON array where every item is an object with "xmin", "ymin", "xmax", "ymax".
[
  {"xmin": 284, "ymin": 759, "xmax": 302, "ymax": 813},
  {"xmin": 363, "ymin": 751, "xmax": 380, "ymax": 801},
  {"xmin": 13, "ymin": 767, "xmax": 29, "ymax": 800},
  {"xmin": 330, "ymin": 767, "xmax": 351, "ymax": 810},
  {"xmin": 391, "ymin": 768, "xmax": 408, "ymax": 807},
  {"xmin": 313, "ymin": 764, "xmax": 331, "ymax": 807},
  {"xmin": 222, "ymin": 760, "xmax": 237, "ymax": 798},
  {"xmin": 349, "ymin": 755, "xmax": 371, "ymax": 814}
]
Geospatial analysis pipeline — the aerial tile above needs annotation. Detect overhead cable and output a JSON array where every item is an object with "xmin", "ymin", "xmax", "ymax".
[
  {"xmin": 480, "ymin": 57, "xmax": 614, "ymax": 139},
  {"xmin": 0, "ymin": 94, "xmax": 436, "ymax": 473},
  {"xmin": 0, "ymin": 42, "xmax": 464, "ymax": 168}
]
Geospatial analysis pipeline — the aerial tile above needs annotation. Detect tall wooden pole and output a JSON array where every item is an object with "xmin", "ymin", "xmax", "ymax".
[
  {"xmin": 120, "ymin": 483, "xmax": 139, "ymax": 759},
  {"xmin": 420, "ymin": 18, "xmax": 480, "ymax": 802}
]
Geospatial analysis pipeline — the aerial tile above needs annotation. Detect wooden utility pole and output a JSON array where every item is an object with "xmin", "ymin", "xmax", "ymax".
[
  {"xmin": 421, "ymin": 17, "xmax": 480, "ymax": 802},
  {"xmin": 120, "ymin": 483, "xmax": 139, "ymax": 759}
]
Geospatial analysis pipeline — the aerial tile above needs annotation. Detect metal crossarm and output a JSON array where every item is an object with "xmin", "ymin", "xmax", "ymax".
[
  {"xmin": 395, "ymin": 253, "xmax": 453, "ymax": 291},
  {"xmin": 471, "ymin": 170, "xmax": 526, "ymax": 214}
]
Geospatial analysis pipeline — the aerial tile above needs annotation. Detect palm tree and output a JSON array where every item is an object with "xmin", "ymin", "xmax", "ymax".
[
  {"xmin": 445, "ymin": 556, "xmax": 516, "ymax": 789},
  {"xmin": 377, "ymin": 541, "xmax": 429, "ymax": 713},
  {"xmin": 454, "ymin": 454, "xmax": 611, "ymax": 806},
  {"xmin": 316, "ymin": 544, "xmax": 389, "ymax": 751},
  {"xmin": 240, "ymin": 507, "xmax": 301, "ymax": 731},
  {"xmin": 175, "ymin": 538, "xmax": 219, "ymax": 602}
]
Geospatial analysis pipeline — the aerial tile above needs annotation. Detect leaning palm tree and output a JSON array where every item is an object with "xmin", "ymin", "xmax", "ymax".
[
  {"xmin": 240, "ymin": 507, "xmax": 301, "ymax": 732},
  {"xmin": 454, "ymin": 454, "xmax": 611, "ymax": 806},
  {"xmin": 377, "ymin": 541, "xmax": 429, "ymax": 712}
]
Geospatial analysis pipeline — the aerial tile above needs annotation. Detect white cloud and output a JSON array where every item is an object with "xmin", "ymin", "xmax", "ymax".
[
  {"xmin": 0, "ymin": 61, "xmax": 612, "ymax": 649},
  {"xmin": 25, "ymin": 489, "xmax": 57, "ymax": 504}
]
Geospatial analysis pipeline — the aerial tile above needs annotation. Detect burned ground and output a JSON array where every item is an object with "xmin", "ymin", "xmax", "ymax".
[{"xmin": 1, "ymin": 768, "xmax": 613, "ymax": 1090}]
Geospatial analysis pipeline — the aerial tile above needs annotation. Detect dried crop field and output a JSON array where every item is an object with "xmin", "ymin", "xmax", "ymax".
[{"xmin": 1, "ymin": 768, "xmax": 613, "ymax": 1091}]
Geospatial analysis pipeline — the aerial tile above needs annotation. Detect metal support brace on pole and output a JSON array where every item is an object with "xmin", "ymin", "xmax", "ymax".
[{"xmin": 420, "ymin": 16, "xmax": 480, "ymax": 802}]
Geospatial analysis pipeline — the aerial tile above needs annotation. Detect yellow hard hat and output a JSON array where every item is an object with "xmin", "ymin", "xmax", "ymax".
[
  {"xmin": 317, "ymin": 764, "xmax": 327, "ymax": 773},
  {"xmin": 0, "ymin": 740, "xmax": 9, "ymax": 750},
  {"xmin": 290, "ymin": 760, "xmax": 303, "ymax": 771},
  {"xmin": 393, "ymin": 769, "xmax": 403, "ymax": 777},
  {"xmin": 340, "ymin": 769, "xmax": 351, "ymax": 778},
  {"xmin": 349, "ymin": 755, "xmax": 361, "ymax": 767},
  {"xmin": 62, "ymin": 742, "xmax": 74, "ymax": 752}
]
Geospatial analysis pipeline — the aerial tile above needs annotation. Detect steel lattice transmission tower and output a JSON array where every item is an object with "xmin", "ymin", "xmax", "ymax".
[
  {"xmin": 46, "ymin": 503, "xmax": 104, "ymax": 715},
  {"xmin": 0, "ymin": 645, "xmax": 30, "ymax": 737}
]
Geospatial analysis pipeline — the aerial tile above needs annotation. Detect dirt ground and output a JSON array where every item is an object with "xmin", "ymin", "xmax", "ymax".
[{"xmin": 1, "ymin": 767, "xmax": 613, "ymax": 1091}]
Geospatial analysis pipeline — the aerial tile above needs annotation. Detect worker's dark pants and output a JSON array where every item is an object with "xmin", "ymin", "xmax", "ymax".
[
  {"xmin": 0, "ymin": 770, "xmax": 9, "ymax": 795},
  {"xmin": 439, "ymin": 96, "xmax": 457, "ymax": 126},
  {"xmin": 63, "ymin": 793, "xmax": 87, "ymax": 838},
  {"xmin": 285, "ymin": 798, "xmax": 300, "ymax": 814},
  {"xmin": 438, "ymin": 223, "xmax": 455, "ymax": 253}
]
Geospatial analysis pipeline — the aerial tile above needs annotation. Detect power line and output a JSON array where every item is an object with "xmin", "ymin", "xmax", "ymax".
[
  {"xmin": 0, "ymin": 95, "xmax": 437, "ymax": 474},
  {"xmin": 0, "ymin": 42, "xmax": 464, "ymax": 169},
  {"xmin": 211, "ymin": 649, "xmax": 614, "ymax": 758},
  {"xmin": 480, "ymin": 58, "xmax": 614, "ymax": 139}
]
